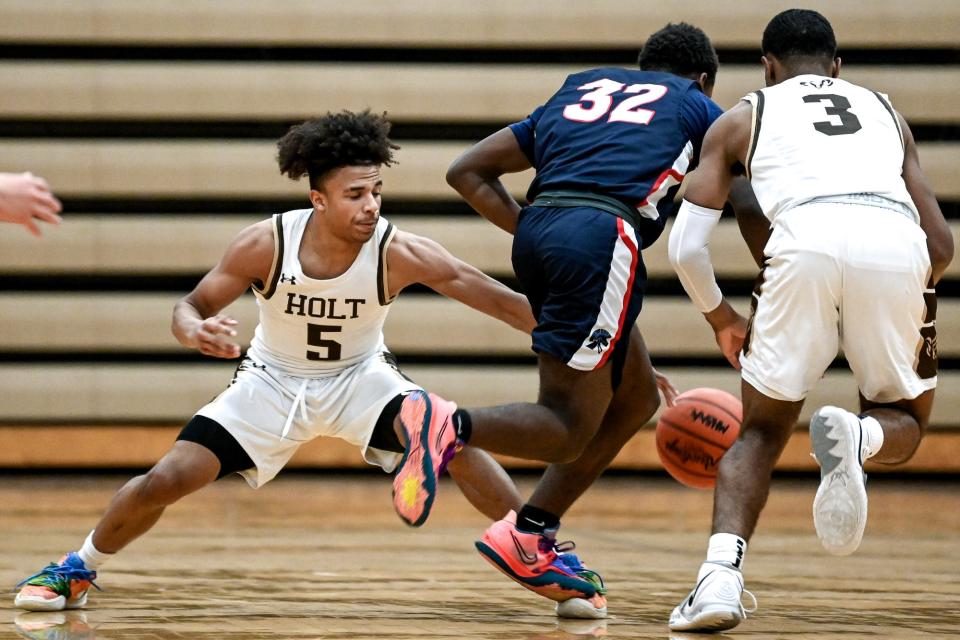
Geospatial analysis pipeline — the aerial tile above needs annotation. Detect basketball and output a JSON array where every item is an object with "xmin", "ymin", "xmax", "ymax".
[{"xmin": 655, "ymin": 388, "xmax": 742, "ymax": 489}]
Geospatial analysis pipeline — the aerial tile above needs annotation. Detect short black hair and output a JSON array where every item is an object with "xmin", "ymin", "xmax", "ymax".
[
  {"xmin": 762, "ymin": 9, "xmax": 837, "ymax": 61},
  {"xmin": 277, "ymin": 110, "xmax": 399, "ymax": 189},
  {"xmin": 638, "ymin": 23, "xmax": 718, "ymax": 84}
]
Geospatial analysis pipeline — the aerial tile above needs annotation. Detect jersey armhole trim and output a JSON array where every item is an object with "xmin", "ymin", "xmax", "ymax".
[
  {"xmin": 377, "ymin": 222, "xmax": 398, "ymax": 306},
  {"xmin": 871, "ymin": 90, "xmax": 904, "ymax": 151},
  {"xmin": 745, "ymin": 91, "xmax": 765, "ymax": 181},
  {"xmin": 252, "ymin": 213, "xmax": 284, "ymax": 300}
]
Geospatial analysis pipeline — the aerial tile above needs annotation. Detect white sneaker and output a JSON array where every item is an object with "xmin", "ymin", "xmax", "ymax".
[
  {"xmin": 810, "ymin": 406, "xmax": 868, "ymax": 556},
  {"xmin": 668, "ymin": 565, "xmax": 756, "ymax": 632},
  {"xmin": 556, "ymin": 595, "xmax": 607, "ymax": 619}
]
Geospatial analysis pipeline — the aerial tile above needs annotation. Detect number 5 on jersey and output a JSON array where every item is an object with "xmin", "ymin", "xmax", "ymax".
[
  {"xmin": 307, "ymin": 323, "xmax": 342, "ymax": 361},
  {"xmin": 563, "ymin": 78, "xmax": 668, "ymax": 125}
]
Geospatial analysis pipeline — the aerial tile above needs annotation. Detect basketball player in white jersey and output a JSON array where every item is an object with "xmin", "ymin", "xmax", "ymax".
[
  {"xmin": 666, "ymin": 9, "xmax": 953, "ymax": 632},
  {"xmin": 14, "ymin": 111, "xmax": 536, "ymax": 612}
]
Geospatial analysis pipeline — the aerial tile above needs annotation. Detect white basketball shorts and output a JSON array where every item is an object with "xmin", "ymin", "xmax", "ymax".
[
  {"xmin": 740, "ymin": 200, "xmax": 936, "ymax": 403},
  {"xmin": 196, "ymin": 351, "xmax": 420, "ymax": 488}
]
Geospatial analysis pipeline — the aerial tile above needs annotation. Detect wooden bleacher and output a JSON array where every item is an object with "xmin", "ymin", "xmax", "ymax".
[
  {"xmin": 0, "ymin": 62, "xmax": 957, "ymax": 122},
  {"xmin": 0, "ymin": 0, "xmax": 957, "ymax": 473},
  {"xmin": 0, "ymin": 0, "xmax": 955, "ymax": 47}
]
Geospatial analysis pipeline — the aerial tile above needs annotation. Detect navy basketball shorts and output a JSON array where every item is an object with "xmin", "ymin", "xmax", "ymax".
[{"xmin": 512, "ymin": 205, "xmax": 646, "ymax": 388}]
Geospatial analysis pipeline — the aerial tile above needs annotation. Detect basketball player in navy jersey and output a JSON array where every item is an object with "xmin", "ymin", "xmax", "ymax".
[
  {"xmin": 14, "ymin": 110, "xmax": 536, "ymax": 612},
  {"xmin": 667, "ymin": 9, "xmax": 953, "ymax": 632},
  {"xmin": 398, "ymin": 23, "xmax": 763, "ymax": 618}
]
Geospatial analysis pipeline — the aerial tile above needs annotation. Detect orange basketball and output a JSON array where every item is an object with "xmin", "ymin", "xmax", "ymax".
[{"xmin": 655, "ymin": 387, "xmax": 742, "ymax": 489}]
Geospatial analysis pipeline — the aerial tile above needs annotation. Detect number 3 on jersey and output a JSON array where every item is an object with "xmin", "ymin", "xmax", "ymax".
[
  {"xmin": 802, "ymin": 94, "xmax": 863, "ymax": 136},
  {"xmin": 563, "ymin": 78, "xmax": 668, "ymax": 125}
]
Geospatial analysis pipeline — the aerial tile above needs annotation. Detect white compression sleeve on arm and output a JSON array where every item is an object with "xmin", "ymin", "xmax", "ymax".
[{"xmin": 668, "ymin": 200, "xmax": 724, "ymax": 313}]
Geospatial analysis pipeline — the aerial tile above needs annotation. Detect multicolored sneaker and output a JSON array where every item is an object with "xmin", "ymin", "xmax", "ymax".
[
  {"xmin": 476, "ymin": 511, "xmax": 605, "ymax": 606},
  {"xmin": 554, "ymin": 551, "xmax": 608, "ymax": 619},
  {"xmin": 13, "ymin": 611, "xmax": 96, "ymax": 640},
  {"xmin": 810, "ymin": 405, "xmax": 869, "ymax": 556},
  {"xmin": 392, "ymin": 390, "xmax": 459, "ymax": 527},
  {"xmin": 14, "ymin": 553, "xmax": 100, "ymax": 612}
]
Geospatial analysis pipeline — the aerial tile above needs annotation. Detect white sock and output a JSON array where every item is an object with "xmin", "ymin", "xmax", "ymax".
[
  {"xmin": 859, "ymin": 415, "xmax": 884, "ymax": 461},
  {"xmin": 77, "ymin": 531, "xmax": 113, "ymax": 570},
  {"xmin": 703, "ymin": 532, "xmax": 747, "ymax": 574}
]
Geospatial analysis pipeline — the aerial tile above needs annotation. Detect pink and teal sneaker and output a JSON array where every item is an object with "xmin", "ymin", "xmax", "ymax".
[{"xmin": 392, "ymin": 390, "xmax": 459, "ymax": 527}]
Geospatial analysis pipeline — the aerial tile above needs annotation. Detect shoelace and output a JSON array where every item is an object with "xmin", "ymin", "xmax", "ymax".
[
  {"xmin": 437, "ymin": 438, "xmax": 463, "ymax": 476},
  {"xmin": 539, "ymin": 539, "xmax": 608, "ymax": 595},
  {"xmin": 740, "ymin": 588, "xmax": 758, "ymax": 616},
  {"xmin": 16, "ymin": 562, "xmax": 101, "ymax": 596}
]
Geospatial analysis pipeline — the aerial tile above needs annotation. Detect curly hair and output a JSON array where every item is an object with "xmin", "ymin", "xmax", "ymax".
[
  {"xmin": 277, "ymin": 110, "xmax": 400, "ymax": 189},
  {"xmin": 638, "ymin": 23, "xmax": 718, "ymax": 85},
  {"xmin": 762, "ymin": 9, "xmax": 836, "ymax": 61}
]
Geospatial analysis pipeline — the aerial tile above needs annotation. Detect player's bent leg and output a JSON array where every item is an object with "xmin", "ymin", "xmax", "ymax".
[
  {"xmin": 670, "ymin": 381, "xmax": 801, "ymax": 632},
  {"xmin": 810, "ymin": 390, "xmax": 932, "ymax": 556},
  {"xmin": 476, "ymin": 341, "xmax": 642, "ymax": 618},
  {"xmin": 92, "ymin": 440, "xmax": 223, "ymax": 553},
  {"xmin": 15, "ymin": 440, "xmax": 222, "ymax": 611},
  {"xmin": 462, "ymin": 352, "xmax": 614, "ymax": 463},
  {"xmin": 519, "ymin": 329, "xmax": 658, "ymax": 618},
  {"xmin": 858, "ymin": 389, "xmax": 932, "ymax": 463},
  {"xmin": 446, "ymin": 446, "xmax": 523, "ymax": 521},
  {"xmin": 527, "ymin": 327, "xmax": 659, "ymax": 518},
  {"xmin": 713, "ymin": 381, "xmax": 803, "ymax": 541}
]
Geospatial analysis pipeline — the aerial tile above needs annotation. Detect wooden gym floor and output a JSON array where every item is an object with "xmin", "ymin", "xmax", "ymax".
[{"xmin": 1, "ymin": 473, "xmax": 958, "ymax": 639}]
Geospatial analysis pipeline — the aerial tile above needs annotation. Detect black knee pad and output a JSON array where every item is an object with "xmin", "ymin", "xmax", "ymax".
[{"xmin": 177, "ymin": 415, "xmax": 254, "ymax": 479}]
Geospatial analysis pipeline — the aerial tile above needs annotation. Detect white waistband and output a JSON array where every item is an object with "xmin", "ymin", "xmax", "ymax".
[{"xmin": 799, "ymin": 194, "xmax": 918, "ymax": 224}]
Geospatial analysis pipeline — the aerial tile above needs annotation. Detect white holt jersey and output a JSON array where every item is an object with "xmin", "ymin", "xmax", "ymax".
[
  {"xmin": 744, "ymin": 74, "xmax": 918, "ymax": 224},
  {"xmin": 247, "ymin": 209, "xmax": 398, "ymax": 376}
]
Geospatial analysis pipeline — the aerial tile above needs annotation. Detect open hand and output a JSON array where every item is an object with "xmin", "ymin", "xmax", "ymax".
[
  {"xmin": 0, "ymin": 172, "xmax": 63, "ymax": 236},
  {"xmin": 194, "ymin": 314, "xmax": 241, "ymax": 359}
]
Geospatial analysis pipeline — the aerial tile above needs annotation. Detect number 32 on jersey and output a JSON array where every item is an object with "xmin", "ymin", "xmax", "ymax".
[{"xmin": 563, "ymin": 78, "xmax": 668, "ymax": 125}]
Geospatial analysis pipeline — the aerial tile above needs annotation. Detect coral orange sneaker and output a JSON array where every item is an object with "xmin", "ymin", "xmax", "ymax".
[
  {"xmin": 392, "ymin": 390, "xmax": 459, "ymax": 527},
  {"xmin": 475, "ymin": 511, "xmax": 605, "ymax": 607},
  {"xmin": 15, "ymin": 553, "xmax": 100, "ymax": 612}
]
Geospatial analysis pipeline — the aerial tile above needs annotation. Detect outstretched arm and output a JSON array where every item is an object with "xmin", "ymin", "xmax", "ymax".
[
  {"xmin": 668, "ymin": 103, "xmax": 754, "ymax": 369},
  {"xmin": 172, "ymin": 219, "xmax": 274, "ymax": 358},
  {"xmin": 446, "ymin": 127, "xmax": 531, "ymax": 234},
  {"xmin": 386, "ymin": 230, "xmax": 535, "ymax": 334},
  {"xmin": 897, "ymin": 112, "xmax": 954, "ymax": 283}
]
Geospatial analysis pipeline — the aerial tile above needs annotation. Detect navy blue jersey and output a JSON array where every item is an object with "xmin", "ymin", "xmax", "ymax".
[{"xmin": 510, "ymin": 68, "xmax": 723, "ymax": 246}]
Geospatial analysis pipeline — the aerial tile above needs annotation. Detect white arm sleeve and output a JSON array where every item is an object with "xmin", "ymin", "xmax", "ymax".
[{"xmin": 668, "ymin": 200, "xmax": 724, "ymax": 313}]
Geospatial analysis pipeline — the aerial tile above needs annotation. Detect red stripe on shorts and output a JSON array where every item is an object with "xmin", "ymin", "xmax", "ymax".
[{"xmin": 597, "ymin": 218, "xmax": 638, "ymax": 368}]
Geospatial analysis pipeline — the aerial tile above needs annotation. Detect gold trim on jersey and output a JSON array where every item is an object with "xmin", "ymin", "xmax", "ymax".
[
  {"xmin": 252, "ymin": 213, "xmax": 284, "ymax": 300},
  {"xmin": 745, "ymin": 91, "xmax": 765, "ymax": 181},
  {"xmin": 377, "ymin": 222, "xmax": 398, "ymax": 306},
  {"xmin": 870, "ymin": 91, "xmax": 904, "ymax": 151}
]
